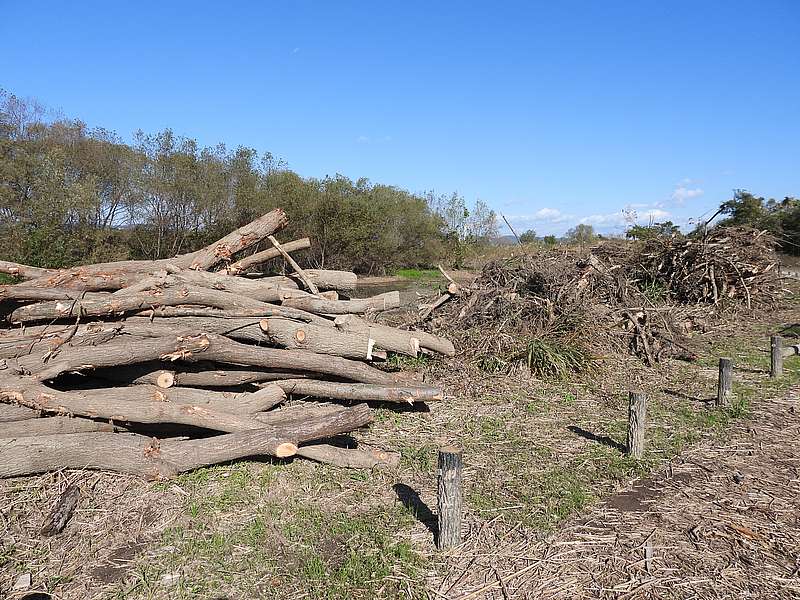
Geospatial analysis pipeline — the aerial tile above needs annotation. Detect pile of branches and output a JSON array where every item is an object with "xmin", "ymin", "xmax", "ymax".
[
  {"xmin": 636, "ymin": 227, "xmax": 781, "ymax": 308},
  {"xmin": 423, "ymin": 227, "xmax": 780, "ymax": 375},
  {"xmin": 0, "ymin": 209, "xmax": 454, "ymax": 479}
]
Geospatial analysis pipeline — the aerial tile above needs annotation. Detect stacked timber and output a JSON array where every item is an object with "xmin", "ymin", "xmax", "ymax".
[{"xmin": 0, "ymin": 209, "xmax": 454, "ymax": 479}]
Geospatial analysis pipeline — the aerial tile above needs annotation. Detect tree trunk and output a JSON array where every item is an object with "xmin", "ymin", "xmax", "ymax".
[
  {"xmin": 0, "ymin": 416, "xmax": 118, "ymax": 438},
  {"xmin": 296, "ymin": 444, "xmax": 400, "ymax": 469},
  {"xmin": 0, "ymin": 404, "xmax": 39, "ymax": 422},
  {"xmin": 0, "ymin": 379, "xmax": 279, "ymax": 432},
  {"xmin": 282, "ymin": 291, "xmax": 400, "ymax": 315},
  {"xmin": 24, "ymin": 332, "xmax": 403, "ymax": 386},
  {"xmin": 334, "ymin": 314, "xmax": 455, "ymax": 356},
  {"xmin": 254, "ymin": 270, "xmax": 358, "ymax": 292},
  {"xmin": 226, "ymin": 238, "xmax": 311, "ymax": 275},
  {"xmin": 91, "ymin": 362, "xmax": 313, "ymax": 388},
  {"xmin": 260, "ymin": 318, "xmax": 377, "ymax": 360},
  {"xmin": 175, "ymin": 209, "xmax": 288, "ymax": 270}
]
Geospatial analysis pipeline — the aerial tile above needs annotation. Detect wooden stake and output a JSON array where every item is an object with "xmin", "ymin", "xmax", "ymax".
[
  {"xmin": 626, "ymin": 391, "xmax": 647, "ymax": 459},
  {"xmin": 717, "ymin": 357, "xmax": 733, "ymax": 407},
  {"xmin": 267, "ymin": 235, "xmax": 320, "ymax": 294},
  {"xmin": 770, "ymin": 336, "xmax": 783, "ymax": 379},
  {"xmin": 437, "ymin": 446, "xmax": 463, "ymax": 550}
]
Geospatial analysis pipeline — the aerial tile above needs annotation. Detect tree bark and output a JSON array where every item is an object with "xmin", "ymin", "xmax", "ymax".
[
  {"xmin": 175, "ymin": 209, "xmax": 288, "ymax": 270},
  {"xmin": 0, "ymin": 402, "xmax": 372, "ymax": 478},
  {"xmin": 23, "ymin": 332, "xmax": 403, "ymax": 385},
  {"xmin": 0, "ymin": 416, "xmax": 117, "ymax": 438},
  {"xmin": 296, "ymin": 444, "xmax": 400, "ymax": 469},
  {"xmin": 437, "ymin": 447, "xmax": 463, "ymax": 550},
  {"xmin": 282, "ymin": 291, "xmax": 400, "ymax": 315},
  {"xmin": 272, "ymin": 379, "xmax": 443, "ymax": 404},
  {"xmin": 0, "ymin": 260, "xmax": 52, "ymax": 280},
  {"xmin": 41, "ymin": 483, "xmax": 81, "ymax": 536},
  {"xmin": 0, "ymin": 403, "xmax": 39, "ymax": 422},
  {"xmin": 0, "ymin": 379, "xmax": 277, "ymax": 432},
  {"xmin": 260, "ymin": 317, "xmax": 377, "ymax": 360},
  {"xmin": 334, "ymin": 314, "xmax": 455, "ymax": 356},
  {"xmin": 268, "ymin": 235, "xmax": 320, "ymax": 294},
  {"xmin": 91, "ymin": 362, "xmax": 313, "ymax": 388},
  {"xmin": 626, "ymin": 391, "xmax": 647, "ymax": 458},
  {"xmin": 10, "ymin": 284, "xmax": 285, "ymax": 323},
  {"xmin": 226, "ymin": 238, "xmax": 311, "ymax": 274}
]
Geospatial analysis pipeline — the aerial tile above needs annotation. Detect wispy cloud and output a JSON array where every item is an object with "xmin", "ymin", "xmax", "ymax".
[
  {"xmin": 355, "ymin": 135, "xmax": 370, "ymax": 144},
  {"xmin": 671, "ymin": 179, "xmax": 704, "ymax": 204}
]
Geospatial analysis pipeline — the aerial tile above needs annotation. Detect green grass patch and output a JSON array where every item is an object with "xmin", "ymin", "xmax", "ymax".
[{"xmin": 392, "ymin": 268, "xmax": 441, "ymax": 280}]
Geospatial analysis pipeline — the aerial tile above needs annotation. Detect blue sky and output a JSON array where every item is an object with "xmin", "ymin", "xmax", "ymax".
[{"xmin": 2, "ymin": 1, "xmax": 798, "ymax": 235}]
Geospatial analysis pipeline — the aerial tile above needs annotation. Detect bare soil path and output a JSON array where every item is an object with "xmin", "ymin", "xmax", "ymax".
[{"xmin": 431, "ymin": 386, "xmax": 800, "ymax": 599}]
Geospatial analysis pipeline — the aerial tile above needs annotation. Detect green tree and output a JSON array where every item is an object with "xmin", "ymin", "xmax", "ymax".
[
  {"xmin": 519, "ymin": 229, "xmax": 537, "ymax": 243},
  {"xmin": 626, "ymin": 221, "xmax": 680, "ymax": 240},
  {"xmin": 564, "ymin": 224, "xmax": 596, "ymax": 244}
]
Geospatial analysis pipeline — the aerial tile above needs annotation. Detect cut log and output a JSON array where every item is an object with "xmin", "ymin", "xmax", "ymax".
[
  {"xmin": 178, "ymin": 209, "xmax": 288, "ymax": 270},
  {"xmin": 91, "ymin": 362, "xmax": 313, "ymax": 389},
  {"xmin": 272, "ymin": 379, "xmax": 443, "ymax": 404},
  {"xmin": 267, "ymin": 235, "xmax": 320, "ymax": 294},
  {"xmin": 0, "ymin": 416, "xmax": 117, "ymax": 438},
  {"xmin": 260, "ymin": 318, "xmax": 377, "ymax": 360},
  {"xmin": 24, "ymin": 332, "xmax": 402, "ymax": 386},
  {"xmin": 296, "ymin": 444, "xmax": 400, "ymax": 469},
  {"xmin": 334, "ymin": 314, "xmax": 455, "ymax": 356},
  {"xmin": 227, "ymin": 238, "xmax": 311, "ymax": 274},
  {"xmin": 0, "ymin": 379, "xmax": 278, "ymax": 432},
  {"xmin": 10, "ymin": 284, "xmax": 290, "ymax": 323},
  {"xmin": 0, "ymin": 404, "xmax": 39, "ymax": 422},
  {"xmin": 0, "ymin": 403, "xmax": 372, "ymax": 478},
  {"xmin": 0, "ymin": 260, "xmax": 52, "ymax": 280},
  {"xmin": 282, "ymin": 291, "xmax": 400, "ymax": 315}
]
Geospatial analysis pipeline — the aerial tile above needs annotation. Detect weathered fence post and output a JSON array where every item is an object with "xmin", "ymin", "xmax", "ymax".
[
  {"xmin": 717, "ymin": 357, "xmax": 733, "ymax": 407},
  {"xmin": 770, "ymin": 336, "xmax": 783, "ymax": 379},
  {"xmin": 626, "ymin": 391, "xmax": 647, "ymax": 459},
  {"xmin": 437, "ymin": 446, "xmax": 463, "ymax": 550}
]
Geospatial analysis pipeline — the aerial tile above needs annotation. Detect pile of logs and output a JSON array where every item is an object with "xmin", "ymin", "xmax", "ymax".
[{"xmin": 0, "ymin": 209, "xmax": 454, "ymax": 479}]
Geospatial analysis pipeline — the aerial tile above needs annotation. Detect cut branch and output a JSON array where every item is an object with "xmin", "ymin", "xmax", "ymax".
[{"xmin": 282, "ymin": 291, "xmax": 400, "ymax": 315}]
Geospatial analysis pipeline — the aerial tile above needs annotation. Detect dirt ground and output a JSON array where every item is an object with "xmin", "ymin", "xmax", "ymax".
[{"xmin": 2, "ymin": 287, "xmax": 800, "ymax": 599}]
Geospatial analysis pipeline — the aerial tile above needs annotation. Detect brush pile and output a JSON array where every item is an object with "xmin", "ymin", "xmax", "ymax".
[
  {"xmin": 424, "ymin": 227, "xmax": 780, "ymax": 376},
  {"xmin": 0, "ymin": 209, "xmax": 454, "ymax": 479}
]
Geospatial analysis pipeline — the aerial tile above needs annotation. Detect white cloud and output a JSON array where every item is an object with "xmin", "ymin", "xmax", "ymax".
[
  {"xmin": 579, "ymin": 208, "xmax": 671, "ymax": 227},
  {"xmin": 355, "ymin": 135, "xmax": 370, "ymax": 144},
  {"xmin": 671, "ymin": 183, "xmax": 704, "ymax": 204}
]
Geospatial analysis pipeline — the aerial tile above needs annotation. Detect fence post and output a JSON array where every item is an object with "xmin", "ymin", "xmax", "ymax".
[
  {"xmin": 626, "ymin": 391, "xmax": 647, "ymax": 459},
  {"xmin": 717, "ymin": 358, "xmax": 733, "ymax": 407},
  {"xmin": 437, "ymin": 446, "xmax": 463, "ymax": 550},
  {"xmin": 770, "ymin": 336, "xmax": 783, "ymax": 379}
]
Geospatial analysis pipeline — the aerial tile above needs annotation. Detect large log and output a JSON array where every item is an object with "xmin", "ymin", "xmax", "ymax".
[
  {"xmin": 11, "ymin": 285, "xmax": 275, "ymax": 323},
  {"xmin": 0, "ymin": 416, "xmax": 118, "ymax": 438},
  {"xmin": 24, "ymin": 332, "xmax": 402, "ymax": 385},
  {"xmin": 282, "ymin": 291, "xmax": 400, "ymax": 315},
  {"xmin": 0, "ymin": 403, "xmax": 373, "ymax": 478},
  {"xmin": 10, "ymin": 285, "xmax": 327, "ymax": 325},
  {"xmin": 0, "ymin": 403, "xmax": 40, "ymax": 422},
  {"xmin": 91, "ymin": 362, "xmax": 313, "ymax": 388},
  {"xmin": 177, "ymin": 209, "xmax": 288, "ymax": 270},
  {"xmin": 0, "ymin": 380, "xmax": 280, "ymax": 432},
  {"xmin": 259, "ymin": 318, "xmax": 378, "ymax": 360},
  {"xmin": 0, "ymin": 260, "xmax": 51, "ymax": 280},
  {"xmin": 227, "ymin": 238, "xmax": 311, "ymax": 274},
  {"xmin": 0, "ymin": 210, "xmax": 288, "ymax": 289},
  {"xmin": 334, "ymin": 314, "xmax": 455, "ymax": 356},
  {"xmin": 272, "ymin": 379, "xmax": 443, "ymax": 404}
]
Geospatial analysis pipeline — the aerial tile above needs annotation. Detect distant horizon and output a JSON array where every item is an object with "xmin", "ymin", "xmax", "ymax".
[{"xmin": 2, "ymin": 1, "xmax": 797, "ymax": 236}]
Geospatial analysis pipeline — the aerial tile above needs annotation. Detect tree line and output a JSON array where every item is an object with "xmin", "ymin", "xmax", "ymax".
[{"xmin": 0, "ymin": 89, "xmax": 498, "ymax": 273}]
